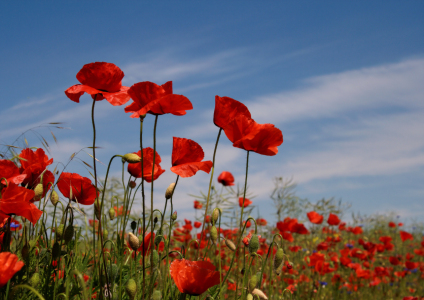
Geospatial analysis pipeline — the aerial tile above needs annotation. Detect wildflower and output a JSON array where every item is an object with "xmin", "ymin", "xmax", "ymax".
[
  {"xmin": 125, "ymin": 81, "xmax": 192, "ymax": 117},
  {"xmin": 213, "ymin": 96, "xmax": 251, "ymax": 130},
  {"xmin": 0, "ymin": 252, "xmax": 24, "ymax": 287},
  {"xmin": 194, "ymin": 221, "xmax": 202, "ymax": 228},
  {"xmin": 239, "ymin": 197, "xmax": 252, "ymax": 207},
  {"xmin": 170, "ymin": 259, "xmax": 221, "ymax": 296},
  {"xmin": 127, "ymin": 148, "xmax": 165, "ymax": 182},
  {"xmin": 327, "ymin": 213, "xmax": 341, "ymax": 226},
  {"xmin": 18, "ymin": 148, "xmax": 53, "ymax": 187},
  {"xmin": 57, "ymin": 172, "xmax": 98, "ymax": 205},
  {"xmin": 256, "ymin": 218, "xmax": 267, "ymax": 226},
  {"xmin": 307, "ymin": 211, "xmax": 324, "ymax": 224},
  {"xmin": 400, "ymin": 230, "xmax": 413, "ymax": 242},
  {"xmin": 65, "ymin": 62, "xmax": 130, "ymax": 106},
  {"xmin": 194, "ymin": 200, "xmax": 203, "ymax": 209},
  {"xmin": 0, "ymin": 159, "xmax": 26, "ymax": 185},
  {"xmin": 170, "ymin": 137, "xmax": 212, "ymax": 178},
  {"xmin": 217, "ymin": 171, "xmax": 235, "ymax": 186}
]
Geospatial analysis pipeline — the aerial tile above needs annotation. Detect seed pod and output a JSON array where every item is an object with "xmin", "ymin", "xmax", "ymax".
[
  {"xmin": 56, "ymin": 224, "xmax": 65, "ymax": 240},
  {"xmin": 52, "ymin": 242, "xmax": 61, "ymax": 259},
  {"xmin": 171, "ymin": 211, "xmax": 177, "ymax": 221},
  {"xmin": 125, "ymin": 278, "xmax": 137, "ymax": 300},
  {"xmin": 129, "ymin": 180, "xmax": 137, "ymax": 189},
  {"xmin": 273, "ymin": 248, "xmax": 285, "ymax": 274},
  {"xmin": 21, "ymin": 243, "xmax": 29, "ymax": 260},
  {"xmin": 64, "ymin": 225, "xmax": 74, "ymax": 244},
  {"xmin": 34, "ymin": 183, "xmax": 44, "ymax": 199},
  {"xmin": 128, "ymin": 232, "xmax": 140, "ymax": 251},
  {"xmin": 131, "ymin": 221, "xmax": 137, "ymax": 232},
  {"xmin": 108, "ymin": 208, "xmax": 116, "ymax": 220},
  {"xmin": 251, "ymin": 289, "xmax": 268, "ymax": 300},
  {"xmin": 225, "ymin": 239, "xmax": 236, "ymax": 251},
  {"xmin": 210, "ymin": 226, "xmax": 218, "ymax": 244},
  {"xmin": 152, "ymin": 250, "xmax": 159, "ymax": 269},
  {"xmin": 248, "ymin": 234, "xmax": 259, "ymax": 254},
  {"xmin": 248, "ymin": 274, "xmax": 258, "ymax": 292},
  {"xmin": 165, "ymin": 183, "xmax": 175, "ymax": 199},
  {"xmin": 212, "ymin": 208, "xmax": 221, "ymax": 225},
  {"xmin": 152, "ymin": 290, "xmax": 162, "ymax": 300},
  {"xmin": 123, "ymin": 153, "xmax": 141, "ymax": 163},
  {"xmin": 29, "ymin": 272, "xmax": 40, "ymax": 287},
  {"xmin": 50, "ymin": 190, "xmax": 59, "ymax": 206}
]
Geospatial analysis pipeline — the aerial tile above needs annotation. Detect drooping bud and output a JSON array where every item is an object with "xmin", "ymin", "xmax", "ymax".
[
  {"xmin": 50, "ymin": 190, "xmax": 59, "ymax": 206},
  {"xmin": 152, "ymin": 249, "xmax": 159, "ymax": 269},
  {"xmin": 212, "ymin": 208, "xmax": 221, "ymax": 225},
  {"xmin": 128, "ymin": 232, "xmax": 140, "ymax": 251},
  {"xmin": 129, "ymin": 181, "xmax": 137, "ymax": 189},
  {"xmin": 165, "ymin": 183, "xmax": 175, "ymax": 199},
  {"xmin": 109, "ymin": 208, "xmax": 116, "ymax": 220},
  {"xmin": 248, "ymin": 234, "xmax": 259, "ymax": 254},
  {"xmin": 123, "ymin": 153, "xmax": 141, "ymax": 163},
  {"xmin": 56, "ymin": 224, "xmax": 65, "ymax": 240},
  {"xmin": 21, "ymin": 243, "xmax": 29, "ymax": 260},
  {"xmin": 154, "ymin": 216, "xmax": 158, "ymax": 224},
  {"xmin": 34, "ymin": 183, "xmax": 44, "ymax": 199},
  {"xmin": 94, "ymin": 200, "xmax": 101, "ymax": 220},
  {"xmin": 103, "ymin": 229, "xmax": 109, "ymax": 240},
  {"xmin": 171, "ymin": 211, "xmax": 177, "ymax": 221},
  {"xmin": 210, "ymin": 226, "xmax": 218, "ymax": 244},
  {"xmin": 251, "ymin": 288, "xmax": 268, "ymax": 300},
  {"xmin": 225, "ymin": 239, "xmax": 236, "ymax": 251},
  {"xmin": 248, "ymin": 274, "xmax": 258, "ymax": 292},
  {"xmin": 64, "ymin": 225, "xmax": 74, "ymax": 244},
  {"xmin": 273, "ymin": 248, "xmax": 285, "ymax": 275},
  {"xmin": 125, "ymin": 278, "xmax": 137, "ymax": 300},
  {"xmin": 29, "ymin": 272, "xmax": 40, "ymax": 287},
  {"xmin": 152, "ymin": 290, "xmax": 162, "ymax": 300},
  {"xmin": 131, "ymin": 221, "xmax": 137, "ymax": 232},
  {"xmin": 52, "ymin": 242, "xmax": 61, "ymax": 259}
]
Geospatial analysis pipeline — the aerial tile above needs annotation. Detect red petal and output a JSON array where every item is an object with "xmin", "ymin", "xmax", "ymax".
[
  {"xmin": 65, "ymin": 84, "xmax": 102, "ymax": 103},
  {"xmin": 172, "ymin": 137, "xmax": 205, "ymax": 166},
  {"xmin": 102, "ymin": 86, "xmax": 131, "ymax": 106},
  {"xmin": 76, "ymin": 62, "xmax": 124, "ymax": 93},
  {"xmin": 170, "ymin": 161, "xmax": 212, "ymax": 178},
  {"xmin": 214, "ymin": 96, "xmax": 251, "ymax": 130}
]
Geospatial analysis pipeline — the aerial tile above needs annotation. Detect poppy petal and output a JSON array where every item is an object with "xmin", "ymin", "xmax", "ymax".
[
  {"xmin": 102, "ymin": 86, "xmax": 130, "ymax": 106},
  {"xmin": 65, "ymin": 84, "xmax": 102, "ymax": 103},
  {"xmin": 170, "ymin": 161, "xmax": 212, "ymax": 178},
  {"xmin": 76, "ymin": 62, "xmax": 124, "ymax": 93}
]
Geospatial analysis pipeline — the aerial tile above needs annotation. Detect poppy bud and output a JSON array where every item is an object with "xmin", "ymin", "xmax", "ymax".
[
  {"xmin": 247, "ymin": 294, "xmax": 253, "ymax": 300},
  {"xmin": 103, "ymin": 229, "xmax": 109, "ymax": 239},
  {"xmin": 154, "ymin": 216, "xmax": 158, "ymax": 224},
  {"xmin": 248, "ymin": 234, "xmax": 259, "ymax": 254},
  {"xmin": 64, "ymin": 225, "xmax": 74, "ymax": 244},
  {"xmin": 129, "ymin": 180, "xmax": 137, "ymax": 189},
  {"xmin": 241, "ymin": 267, "xmax": 245, "ymax": 275},
  {"xmin": 128, "ymin": 232, "xmax": 140, "ymax": 251},
  {"xmin": 165, "ymin": 183, "xmax": 175, "ymax": 199},
  {"xmin": 152, "ymin": 290, "xmax": 162, "ymax": 300},
  {"xmin": 212, "ymin": 208, "xmax": 221, "ymax": 225},
  {"xmin": 109, "ymin": 208, "xmax": 116, "ymax": 220},
  {"xmin": 34, "ymin": 183, "xmax": 44, "ymax": 199},
  {"xmin": 56, "ymin": 224, "xmax": 65, "ymax": 240},
  {"xmin": 248, "ymin": 274, "xmax": 258, "ymax": 292},
  {"xmin": 125, "ymin": 278, "xmax": 137, "ymax": 300},
  {"xmin": 52, "ymin": 242, "xmax": 61, "ymax": 259},
  {"xmin": 210, "ymin": 226, "xmax": 218, "ymax": 244},
  {"xmin": 171, "ymin": 211, "xmax": 177, "ymax": 221},
  {"xmin": 274, "ymin": 248, "xmax": 285, "ymax": 275},
  {"xmin": 123, "ymin": 153, "xmax": 141, "ymax": 163},
  {"xmin": 94, "ymin": 200, "xmax": 101, "ymax": 220},
  {"xmin": 21, "ymin": 243, "xmax": 29, "ymax": 260},
  {"xmin": 251, "ymin": 288, "xmax": 268, "ymax": 300},
  {"xmin": 152, "ymin": 250, "xmax": 159, "ymax": 269},
  {"xmin": 155, "ymin": 229, "xmax": 163, "ymax": 247},
  {"xmin": 29, "ymin": 272, "xmax": 40, "ymax": 287},
  {"xmin": 225, "ymin": 239, "xmax": 236, "ymax": 251},
  {"xmin": 50, "ymin": 190, "xmax": 59, "ymax": 206},
  {"xmin": 131, "ymin": 221, "xmax": 137, "ymax": 232}
]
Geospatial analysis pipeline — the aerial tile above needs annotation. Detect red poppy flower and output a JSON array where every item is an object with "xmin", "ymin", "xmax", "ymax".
[
  {"xmin": 125, "ymin": 81, "xmax": 192, "ymax": 117},
  {"xmin": 238, "ymin": 197, "xmax": 252, "ymax": 207},
  {"xmin": 170, "ymin": 259, "xmax": 221, "ymax": 296},
  {"xmin": 65, "ymin": 62, "xmax": 130, "ymax": 106},
  {"xmin": 400, "ymin": 230, "xmax": 413, "ymax": 242},
  {"xmin": 19, "ymin": 148, "xmax": 53, "ymax": 187},
  {"xmin": 57, "ymin": 172, "xmax": 98, "ymax": 205},
  {"xmin": 138, "ymin": 232, "xmax": 155, "ymax": 256},
  {"xmin": 0, "ymin": 183, "xmax": 42, "ymax": 225},
  {"xmin": 213, "ymin": 96, "xmax": 251, "ymax": 130},
  {"xmin": 307, "ymin": 211, "xmax": 324, "ymax": 224},
  {"xmin": 224, "ymin": 114, "xmax": 283, "ymax": 156},
  {"xmin": 327, "ymin": 213, "xmax": 341, "ymax": 226},
  {"xmin": 170, "ymin": 137, "xmax": 212, "ymax": 178},
  {"xmin": 127, "ymin": 148, "xmax": 165, "ymax": 182},
  {"xmin": 256, "ymin": 218, "xmax": 267, "ymax": 226},
  {"xmin": 388, "ymin": 221, "xmax": 396, "ymax": 228},
  {"xmin": 194, "ymin": 200, "xmax": 203, "ymax": 209},
  {"xmin": 0, "ymin": 160, "xmax": 26, "ymax": 185},
  {"xmin": 0, "ymin": 252, "xmax": 24, "ymax": 287},
  {"xmin": 194, "ymin": 221, "xmax": 202, "ymax": 228},
  {"xmin": 217, "ymin": 171, "xmax": 235, "ymax": 186}
]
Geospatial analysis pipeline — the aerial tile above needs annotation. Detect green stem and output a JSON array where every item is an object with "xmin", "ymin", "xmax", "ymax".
[{"xmin": 139, "ymin": 116, "xmax": 147, "ymax": 300}]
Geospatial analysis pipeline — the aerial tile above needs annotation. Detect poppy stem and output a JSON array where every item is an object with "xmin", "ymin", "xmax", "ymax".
[
  {"xmin": 197, "ymin": 128, "xmax": 222, "ymax": 259},
  {"xmin": 139, "ymin": 115, "xmax": 146, "ymax": 300},
  {"xmin": 150, "ymin": 114, "xmax": 159, "ymax": 298}
]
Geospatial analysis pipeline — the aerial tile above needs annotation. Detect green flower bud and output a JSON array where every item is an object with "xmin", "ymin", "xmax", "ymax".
[
  {"xmin": 64, "ymin": 225, "xmax": 74, "ymax": 245},
  {"xmin": 56, "ymin": 224, "xmax": 65, "ymax": 240},
  {"xmin": 152, "ymin": 249, "xmax": 159, "ymax": 269},
  {"xmin": 108, "ymin": 208, "xmax": 116, "ymax": 220},
  {"xmin": 128, "ymin": 232, "xmax": 140, "ymax": 251},
  {"xmin": 50, "ymin": 190, "xmax": 59, "ymax": 206},
  {"xmin": 171, "ymin": 211, "xmax": 177, "ymax": 221},
  {"xmin": 210, "ymin": 226, "xmax": 218, "ymax": 244},
  {"xmin": 165, "ymin": 183, "xmax": 175, "ymax": 200},
  {"xmin": 248, "ymin": 274, "xmax": 258, "ymax": 292},
  {"xmin": 125, "ymin": 278, "xmax": 137, "ymax": 300},
  {"xmin": 212, "ymin": 208, "xmax": 221, "ymax": 225},
  {"xmin": 248, "ymin": 234, "xmax": 259, "ymax": 254},
  {"xmin": 152, "ymin": 290, "xmax": 162, "ymax": 300},
  {"xmin": 34, "ymin": 183, "xmax": 44, "ymax": 199},
  {"xmin": 123, "ymin": 153, "xmax": 141, "ymax": 163},
  {"xmin": 274, "ymin": 248, "xmax": 285, "ymax": 275}
]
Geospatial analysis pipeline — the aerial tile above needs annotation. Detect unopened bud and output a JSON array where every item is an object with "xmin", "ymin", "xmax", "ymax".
[
  {"xmin": 287, "ymin": 262, "xmax": 293, "ymax": 269},
  {"xmin": 251, "ymin": 288, "xmax": 268, "ymax": 300},
  {"xmin": 50, "ymin": 190, "xmax": 59, "ymax": 206},
  {"xmin": 56, "ymin": 224, "xmax": 65, "ymax": 240},
  {"xmin": 171, "ymin": 211, "xmax": 177, "ymax": 221},
  {"xmin": 123, "ymin": 153, "xmax": 141, "ymax": 163},
  {"xmin": 274, "ymin": 248, "xmax": 285, "ymax": 275},
  {"xmin": 94, "ymin": 200, "xmax": 101, "ymax": 220},
  {"xmin": 165, "ymin": 183, "xmax": 175, "ymax": 199},
  {"xmin": 225, "ymin": 239, "xmax": 236, "ymax": 251},
  {"xmin": 52, "ymin": 242, "xmax": 61, "ymax": 259},
  {"xmin": 131, "ymin": 221, "xmax": 137, "ymax": 232},
  {"xmin": 29, "ymin": 272, "xmax": 40, "ymax": 287},
  {"xmin": 248, "ymin": 234, "xmax": 259, "ymax": 254},
  {"xmin": 212, "ymin": 208, "xmax": 221, "ymax": 225},
  {"xmin": 152, "ymin": 250, "xmax": 159, "ymax": 269},
  {"xmin": 128, "ymin": 232, "xmax": 140, "ymax": 251},
  {"xmin": 210, "ymin": 226, "xmax": 218, "ymax": 244},
  {"xmin": 247, "ymin": 294, "xmax": 253, "ymax": 300},
  {"xmin": 103, "ymin": 229, "xmax": 108, "ymax": 239},
  {"xmin": 154, "ymin": 216, "xmax": 158, "ymax": 224},
  {"xmin": 64, "ymin": 225, "xmax": 74, "ymax": 244},
  {"xmin": 129, "ymin": 180, "xmax": 137, "ymax": 189},
  {"xmin": 34, "ymin": 183, "xmax": 44, "ymax": 199},
  {"xmin": 109, "ymin": 208, "xmax": 116, "ymax": 220},
  {"xmin": 125, "ymin": 278, "xmax": 137, "ymax": 300},
  {"xmin": 248, "ymin": 274, "xmax": 258, "ymax": 292},
  {"xmin": 152, "ymin": 290, "xmax": 162, "ymax": 300}
]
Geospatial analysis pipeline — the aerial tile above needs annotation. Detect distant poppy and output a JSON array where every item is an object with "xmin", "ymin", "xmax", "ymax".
[
  {"xmin": 327, "ymin": 213, "xmax": 341, "ymax": 226},
  {"xmin": 19, "ymin": 148, "xmax": 53, "ymax": 187},
  {"xmin": 213, "ymin": 96, "xmax": 251, "ymax": 130},
  {"xmin": 0, "ymin": 160, "xmax": 26, "ymax": 185},
  {"xmin": 0, "ymin": 183, "xmax": 42, "ymax": 225},
  {"xmin": 170, "ymin": 259, "xmax": 221, "ymax": 295},
  {"xmin": 194, "ymin": 200, "xmax": 203, "ymax": 209},
  {"xmin": 351, "ymin": 226, "xmax": 363, "ymax": 235},
  {"xmin": 138, "ymin": 232, "xmax": 155, "ymax": 256},
  {"xmin": 65, "ymin": 62, "xmax": 130, "ymax": 106},
  {"xmin": 194, "ymin": 221, "xmax": 202, "ymax": 228},
  {"xmin": 125, "ymin": 81, "xmax": 192, "ymax": 117},
  {"xmin": 224, "ymin": 114, "xmax": 283, "ymax": 156},
  {"xmin": 307, "ymin": 211, "xmax": 324, "ymax": 224},
  {"xmin": 238, "ymin": 197, "xmax": 252, "ymax": 207},
  {"xmin": 217, "ymin": 171, "xmax": 235, "ymax": 186},
  {"xmin": 57, "ymin": 172, "xmax": 98, "ymax": 205},
  {"xmin": 388, "ymin": 222, "xmax": 396, "ymax": 228},
  {"xmin": 256, "ymin": 218, "xmax": 267, "ymax": 226},
  {"xmin": 127, "ymin": 148, "xmax": 165, "ymax": 182},
  {"xmin": 0, "ymin": 252, "xmax": 24, "ymax": 287},
  {"xmin": 400, "ymin": 230, "xmax": 413, "ymax": 242},
  {"xmin": 170, "ymin": 137, "xmax": 212, "ymax": 178}
]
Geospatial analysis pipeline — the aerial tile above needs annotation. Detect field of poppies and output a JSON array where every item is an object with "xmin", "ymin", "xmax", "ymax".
[{"xmin": 0, "ymin": 62, "xmax": 422, "ymax": 300}]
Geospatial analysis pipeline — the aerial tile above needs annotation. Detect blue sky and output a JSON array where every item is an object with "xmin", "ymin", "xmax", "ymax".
[{"xmin": 1, "ymin": 2, "xmax": 423, "ymax": 224}]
